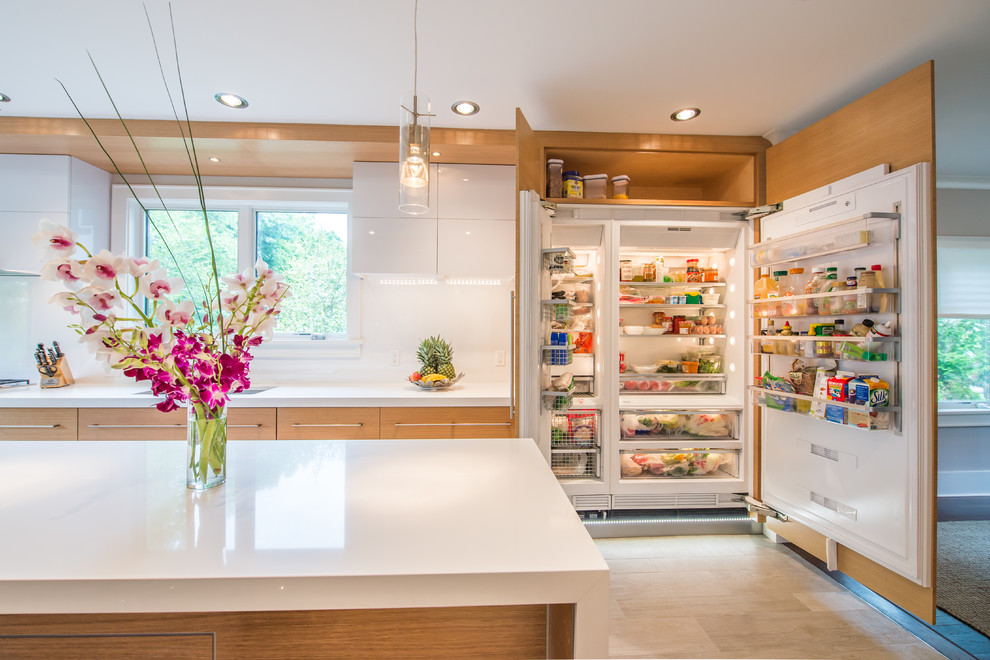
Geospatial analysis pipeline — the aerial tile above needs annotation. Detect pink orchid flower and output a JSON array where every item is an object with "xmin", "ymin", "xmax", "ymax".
[
  {"xmin": 221, "ymin": 268, "xmax": 255, "ymax": 291},
  {"xmin": 139, "ymin": 269, "xmax": 184, "ymax": 301},
  {"xmin": 31, "ymin": 220, "xmax": 78, "ymax": 258},
  {"xmin": 82, "ymin": 250, "xmax": 125, "ymax": 283}
]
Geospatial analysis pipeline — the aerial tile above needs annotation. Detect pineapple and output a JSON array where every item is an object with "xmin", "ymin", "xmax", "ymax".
[
  {"xmin": 416, "ymin": 336, "xmax": 439, "ymax": 376},
  {"xmin": 434, "ymin": 337, "xmax": 456, "ymax": 379}
]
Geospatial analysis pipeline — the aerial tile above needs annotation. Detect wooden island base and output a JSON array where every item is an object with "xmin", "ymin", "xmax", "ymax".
[{"xmin": 1, "ymin": 603, "xmax": 575, "ymax": 659}]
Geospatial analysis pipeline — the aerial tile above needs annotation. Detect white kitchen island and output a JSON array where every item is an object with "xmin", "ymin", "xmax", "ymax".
[{"xmin": 0, "ymin": 438, "xmax": 608, "ymax": 658}]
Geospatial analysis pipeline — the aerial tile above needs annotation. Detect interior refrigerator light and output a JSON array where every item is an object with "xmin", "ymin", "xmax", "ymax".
[
  {"xmin": 729, "ymin": 284, "xmax": 736, "ymax": 293},
  {"xmin": 729, "ymin": 310, "xmax": 736, "ymax": 319},
  {"xmin": 729, "ymin": 363, "xmax": 737, "ymax": 373},
  {"xmin": 729, "ymin": 257, "xmax": 736, "ymax": 267},
  {"xmin": 729, "ymin": 336, "xmax": 736, "ymax": 346}
]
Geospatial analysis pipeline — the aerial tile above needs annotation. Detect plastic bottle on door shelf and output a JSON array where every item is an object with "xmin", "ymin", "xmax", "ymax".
[
  {"xmin": 754, "ymin": 272, "xmax": 772, "ymax": 317},
  {"xmin": 804, "ymin": 268, "xmax": 825, "ymax": 315},
  {"xmin": 870, "ymin": 320, "xmax": 895, "ymax": 337},
  {"xmin": 781, "ymin": 267, "xmax": 805, "ymax": 316},
  {"xmin": 869, "ymin": 265, "xmax": 892, "ymax": 313},
  {"xmin": 767, "ymin": 270, "xmax": 786, "ymax": 317},
  {"xmin": 761, "ymin": 319, "xmax": 777, "ymax": 354}
]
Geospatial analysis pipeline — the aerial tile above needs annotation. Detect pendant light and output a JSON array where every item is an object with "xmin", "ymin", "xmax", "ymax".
[{"xmin": 398, "ymin": 0, "xmax": 432, "ymax": 214}]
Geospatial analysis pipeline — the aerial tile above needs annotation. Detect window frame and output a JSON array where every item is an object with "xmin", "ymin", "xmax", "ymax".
[{"xmin": 110, "ymin": 183, "xmax": 360, "ymax": 356}]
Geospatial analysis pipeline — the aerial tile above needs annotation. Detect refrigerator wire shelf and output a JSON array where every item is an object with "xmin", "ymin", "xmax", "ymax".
[{"xmin": 551, "ymin": 410, "xmax": 600, "ymax": 449}]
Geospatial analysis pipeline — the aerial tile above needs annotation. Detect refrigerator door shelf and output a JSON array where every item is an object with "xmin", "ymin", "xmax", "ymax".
[
  {"xmin": 749, "ymin": 336, "xmax": 899, "ymax": 362},
  {"xmin": 749, "ymin": 212, "xmax": 900, "ymax": 269},
  {"xmin": 749, "ymin": 288, "xmax": 899, "ymax": 317},
  {"xmin": 751, "ymin": 387, "xmax": 898, "ymax": 432}
]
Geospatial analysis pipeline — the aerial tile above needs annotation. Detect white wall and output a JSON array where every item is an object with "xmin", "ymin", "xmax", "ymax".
[{"xmin": 937, "ymin": 186, "xmax": 990, "ymax": 496}]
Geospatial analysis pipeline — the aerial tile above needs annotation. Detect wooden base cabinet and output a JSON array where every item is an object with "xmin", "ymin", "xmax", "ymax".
[
  {"xmin": 0, "ymin": 408, "xmax": 77, "ymax": 441},
  {"xmin": 276, "ymin": 407, "xmax": 381, "ymax": 440},
  {"xmin": 380, "ymin": 407, "xmax": 512, "ymax": 439},
  {"xmin": 77, "ymin": 408, "xmax": 277, "ymax": 441},
  {"xmin": 0, "ymin": 604, "xmax": 559, "ymax": 660}
]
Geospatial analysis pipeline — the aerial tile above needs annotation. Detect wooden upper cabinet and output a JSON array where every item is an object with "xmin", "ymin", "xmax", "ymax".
[
  {"xmin": 513, "ymin": 108, "xmax": 769, "ymax": 207},
  {"xmin": 766, "ymin": 61, "xmax": 935, "ymax": 204},
  {"xmin": 0, "ymin": 408, "xmax": 77, "ymax": 441}
]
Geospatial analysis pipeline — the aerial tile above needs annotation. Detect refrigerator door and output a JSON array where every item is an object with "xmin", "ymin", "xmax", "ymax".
[{"xmin": 753, "ymin": 164, "xmax": 934, "ymax": 588}]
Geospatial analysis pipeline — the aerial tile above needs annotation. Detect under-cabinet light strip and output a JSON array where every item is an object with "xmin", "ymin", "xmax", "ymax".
[
  {"xmin": 378, "ymin": 278, "xmax": 439, "ymax": 285},
  {"xmin": 583, "ymin": 515, "xmax": 747, "ymax": 526},
  {"xmin": 445, "ymin": 278, "xmax": 501, "ymax": 286}
]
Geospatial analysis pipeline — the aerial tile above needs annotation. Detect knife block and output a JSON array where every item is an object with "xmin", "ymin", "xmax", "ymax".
[{"xmin": 38, "ymin": 357, "xmax": 74, "ymax": 389}]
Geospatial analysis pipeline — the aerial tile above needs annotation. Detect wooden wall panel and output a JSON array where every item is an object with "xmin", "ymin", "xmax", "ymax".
[
  {"xmin": 766, "ymin": 61, "xmax": 935, "ymax": 203},
  {"xmin": 766, "ymin": 517, "xmax": 934, "ymax": 622},
  {"xmin": 1, "ymin": 605, "xmax": 550, "ymax": 659}
]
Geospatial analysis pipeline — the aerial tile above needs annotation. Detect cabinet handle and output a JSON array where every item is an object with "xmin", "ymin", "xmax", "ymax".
[
  {"xmin": 291, "ymin": 423, "xmax": 364, "ymax": 427},
  {"xmin": 509, "ymin": 290, "xmax": 515, "ymax": 420},
  {"xmin": 0, "ymin": 424, "xmax": 61, "ymax": 429},
  {"xmin": 87, "ymin": 424, "xmax": 184, "ymax": 429},
  {"xmin": 229, "ymin": 424, "xmax": 263, "ymax": 428},
  {"xmin": 392, "ymin": 422, "xmax": 511, "ymax": 427}
]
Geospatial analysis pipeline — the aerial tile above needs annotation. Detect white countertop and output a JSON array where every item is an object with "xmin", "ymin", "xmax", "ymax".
[
  {"xmin": 0, "ymin": 438, "xmax": 608, "ymax": 654},
  {"xmin": 0, "ymin": 379, "xmax": 510, "ymax": 408}
]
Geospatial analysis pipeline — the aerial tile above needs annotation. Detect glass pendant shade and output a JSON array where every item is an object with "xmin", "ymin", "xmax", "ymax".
[{"xmin": 399, "ymin": 94, "xmax": 431, "ymax": 215}]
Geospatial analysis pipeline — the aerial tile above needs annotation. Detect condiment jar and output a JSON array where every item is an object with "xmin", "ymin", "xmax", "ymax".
[
  {"xmin": 563, "ymin": 171, "xmax": 583, "ymax": 198},
  {"xmin": 546, "ymin": 159, "xmax": 564, "ymax": 198}
]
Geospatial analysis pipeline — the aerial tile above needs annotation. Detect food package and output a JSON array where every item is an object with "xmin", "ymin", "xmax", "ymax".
[
  {"xmin": 621, "ymin": 453, "xmax": 645, "ymax": 477},
  {"xmin": 573, "ymin": 332, "xmax": 593, "ymax": 354},
  {"xmin": 809, "ymin": 366, "xmax": 837, "ymax": 419},
  {"xmin": 684, "ymin": 413, "xmax": 730, "ymax": 437},
  {"xmin": 762, "ymin": 371, "xmax": 796, "ymax": 412}
]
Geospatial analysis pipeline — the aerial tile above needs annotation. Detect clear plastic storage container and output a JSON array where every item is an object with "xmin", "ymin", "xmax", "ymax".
[
  {"xmin": 611, "ymin": 175, "xmax": 630, "ymax": 199},
  {"xmin": 583, "ymin": 173, "xmax": 608, "ymax": 199}
]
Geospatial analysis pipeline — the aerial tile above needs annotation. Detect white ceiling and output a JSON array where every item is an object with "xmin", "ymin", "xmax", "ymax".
[{"xmin": 4, "ymin": 0, "xmax": 990, "ymax": 181}]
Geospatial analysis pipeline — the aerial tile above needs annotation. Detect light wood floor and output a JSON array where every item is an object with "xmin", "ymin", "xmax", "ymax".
[{"xmin": 596, "ymin": 534, "xmax": 947, "ymax": 659}]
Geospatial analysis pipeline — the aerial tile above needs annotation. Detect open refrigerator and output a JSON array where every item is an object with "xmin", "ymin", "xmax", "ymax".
[{"xmin": 519, "ymin": 162, "xmax": 933, "ymax": 586}]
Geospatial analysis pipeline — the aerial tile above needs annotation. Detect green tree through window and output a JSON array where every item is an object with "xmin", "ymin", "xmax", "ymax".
[
  {"xmin": 257, "ymin": 212, "xmax": 348, "ymax": 335},
  {"xmin": 146, "ymin": 209, "xmax": 238, "ymax": 320},
  {"xmin": 938, "ymin": 318, "xmax": 990, "ymax": 401}
]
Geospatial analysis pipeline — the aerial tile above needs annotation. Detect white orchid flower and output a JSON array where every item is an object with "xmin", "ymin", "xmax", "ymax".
[
  {"xmin": 41, "ymin": 258, "xmax": 85, "ymax": 289},
  {"xmin": 139, "ymin": 269, "xmax": 184, "ymax": 301},
  {"xmin": 156, "ymin": 299, "xmax": 195, "ymax": 328},
  {"xmin": 78, "ymin": 285, "xmax": 122, "ymax": 312},
  {"xmin": 47, "ymin": 291, "xmax": 83, "ymax": 315},
  {"xmin": 31, "ymin": 220, "xmax": 78, "ymax": 259},
  {"xmin": 82, "ymin": 250, "xmax": 126, "ymax": 284},
  {"xmin": 126, "ymin": 256, "xmax": 161, "ymax": 277}
]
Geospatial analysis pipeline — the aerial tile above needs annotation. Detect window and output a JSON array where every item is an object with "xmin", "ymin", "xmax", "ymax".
[
  {"xmin": 937, "ymin": 237, "xmax": 990, "ymax": 404},
  {"xmin": 114, "ymin": 184, "xmax": 355, "ymax": 344}
]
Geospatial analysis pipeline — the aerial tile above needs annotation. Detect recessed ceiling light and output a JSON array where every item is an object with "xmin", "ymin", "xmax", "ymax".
[
  {"xmin": 670, "ymin": 107, "xmax": 701, "ymax": 121},
  {"xmin": 214, "ymin": 93, "xmax": 248, "ymax": 109},
  {"xmin": 451, "ymin": 101, "xmax": 480, "ymax": 116},
  {"xmin": 209, "ymin": 157, "xmax": 220, "ymax": 163},
  {"xmin": 431, "ymin": 151, "xmax": 440, "ymax": 157},
  {"xmin": 0, "ymin": 93, "xmax": 10, "ymax": 102}
]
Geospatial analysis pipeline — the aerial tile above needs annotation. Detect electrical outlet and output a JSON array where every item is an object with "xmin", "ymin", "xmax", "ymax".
[
  {"xmin": 495, "ymin": 350, "xmax": 505, "ymax": 367},
  {"xmin": 391, "ymin": 350, "xmax": 400, "ymax": 367}
]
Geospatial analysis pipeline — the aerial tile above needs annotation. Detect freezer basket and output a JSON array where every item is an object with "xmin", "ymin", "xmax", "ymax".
[
  {"xmin": 552, "ymin": 410, "xmax": 600, "ymax": 449},
  {"xmin": 551, "ymin": 450, "xmax": 599, "ymax": 478}
]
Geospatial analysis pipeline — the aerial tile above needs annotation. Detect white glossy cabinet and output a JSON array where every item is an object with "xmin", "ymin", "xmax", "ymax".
[
  {"xmin": 351, "ymin": 162, "xmax": 515, "ymax": 277},
  {"xmin": 437, "ymin": 218, "xmax": 514, "ymax": 278},
  {"xmin": 350, "ymin": 216, "xmax": 439, "ymax": 275},
  {"xmin": 351, "ymin": 162, "xmax": 438, "ymax": 218},
  {"xmin": 0, "ymin": 155, "xmax": 110, "ymax": 274},
  {"xmin": 437, "ymin": 164, "xmax": 515, "ymax": 220}
]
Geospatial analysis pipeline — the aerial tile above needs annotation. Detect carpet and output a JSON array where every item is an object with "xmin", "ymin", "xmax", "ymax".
[{"xmin": 937, "ymin": 520, "xmax": 990, "ymax": 637}]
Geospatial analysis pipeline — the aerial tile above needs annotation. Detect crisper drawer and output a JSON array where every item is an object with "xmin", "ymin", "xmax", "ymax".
[
  {"xmin": 619, "ymin": 410, "xmax": 738, "ymax": 443},
  {"xmin": 619, "ymin": 450, "xmax": 738, "ymax": 479},
  {"xmin": 619, "ymin": 374, "xmax": 725, "ymax": 394}
]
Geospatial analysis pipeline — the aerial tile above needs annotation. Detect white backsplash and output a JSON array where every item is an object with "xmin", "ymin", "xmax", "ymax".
[{"xmin": 0, "ymin": 276, "xmax": 513, "ymax": 387}]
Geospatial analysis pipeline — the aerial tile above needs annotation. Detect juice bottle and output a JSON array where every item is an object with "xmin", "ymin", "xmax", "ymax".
[
  {"xmin": 818, "ymin": 267, "xmax": 838, "ymax": 315},
  {"xmin": 754, "ymin": 272, "xmax": 773, "ymax": 317}
]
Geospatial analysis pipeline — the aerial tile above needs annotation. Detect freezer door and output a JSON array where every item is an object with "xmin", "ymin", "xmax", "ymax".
[{"xmin": 753, "ymin": 164, "xmax": 935, "ymax": 604}]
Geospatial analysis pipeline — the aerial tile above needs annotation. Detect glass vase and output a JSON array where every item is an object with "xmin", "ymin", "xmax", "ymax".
[{"xmin": 187, "ymin": 402, "xmax": 227, "ymax": 490}]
